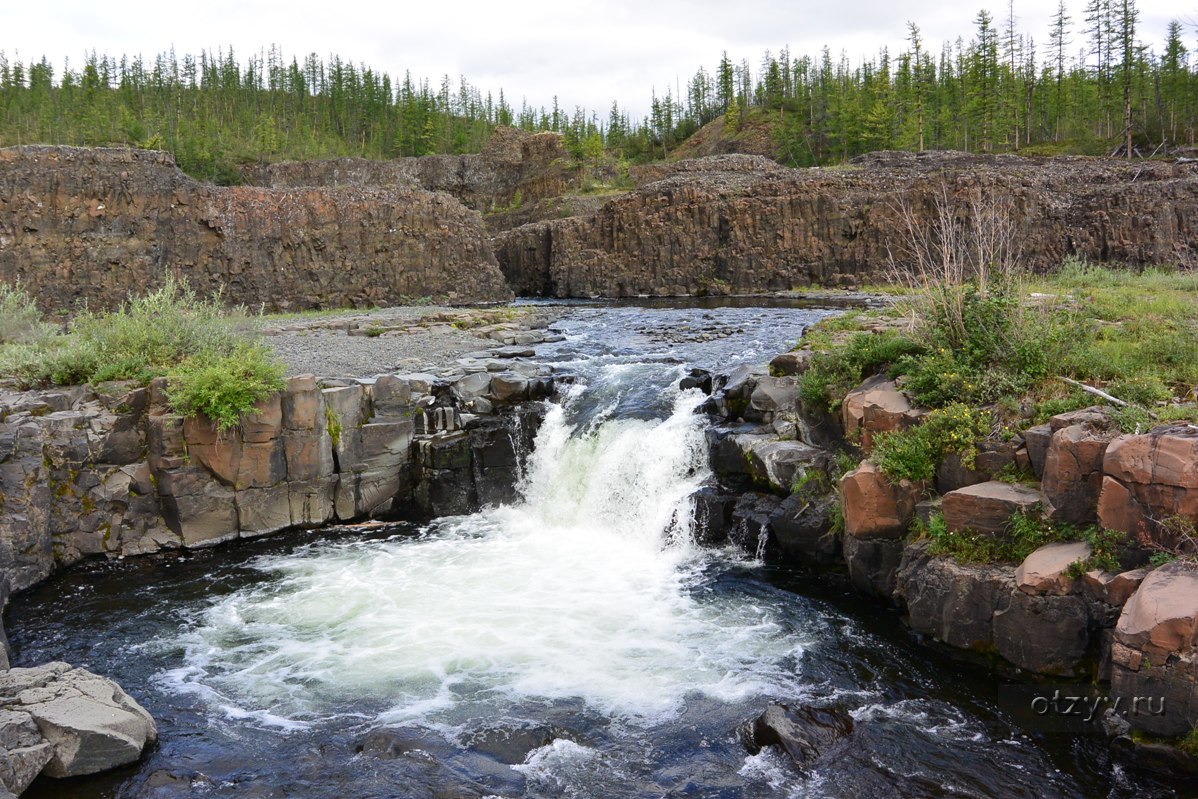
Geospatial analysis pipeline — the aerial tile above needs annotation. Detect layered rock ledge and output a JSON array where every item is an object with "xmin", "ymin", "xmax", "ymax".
[
  {"xmin": 0, "ymin": 147, "xmax": 512, "ymax": 313},
  {"xmin": 695, "ymin": 355, "xmax": 1198, "ymax": 771},
  {"xmin": 494, "ymin": 152, "xmax": 1198, "ymax": 297}
]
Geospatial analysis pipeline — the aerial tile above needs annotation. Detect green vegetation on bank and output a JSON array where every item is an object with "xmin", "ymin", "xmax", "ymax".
[
  {"xmin": 0, "ymin": 280, "xmax": 284, "ymax": 430},
  {"xmin": 798, "ymin": 259, "xmax": 1198, "ymax": 434},
  {"xmin": 1, "ymin": 0, "xmax": 1194, "ymax": 179}
]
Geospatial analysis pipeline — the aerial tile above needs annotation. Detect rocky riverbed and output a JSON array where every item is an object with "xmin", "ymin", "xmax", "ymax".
[{"xmin": 261, "ymin": 305, "xmax": 564, "ymax": 378}]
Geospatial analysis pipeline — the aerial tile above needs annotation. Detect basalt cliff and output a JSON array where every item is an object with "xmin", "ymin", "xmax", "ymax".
[
  {"xmin": 0, "ymin": 147, "xmax": 512, "ymax": 313},
  {"xmin": 3, "ymin": 138, "xmax": 1198, "ymax": 312},
  {"xmin": 495, "ymin": 151, "xmax": 1198, "ymax": 297}
]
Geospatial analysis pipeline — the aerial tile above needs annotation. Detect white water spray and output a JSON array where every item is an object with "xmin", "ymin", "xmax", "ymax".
[{"xmin": 162, "ymin": 388, "xmax": 806, "ymax": 727}]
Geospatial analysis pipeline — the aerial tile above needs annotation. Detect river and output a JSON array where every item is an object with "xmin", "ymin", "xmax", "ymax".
[{"xmin": 9, "ymin": 300, "xmax": 1179, "ymax": 798}]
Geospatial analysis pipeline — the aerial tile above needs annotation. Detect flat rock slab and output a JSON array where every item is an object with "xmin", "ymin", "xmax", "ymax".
[
  {"xmin": 1016, "ymin": 541, "xmax": 1091, "ymax": 596},
  {"xmin": 942, "ymin": 480, "xmax": 1043, "ymax": 536},
  {"xmin": 492, "ymin": 346, "xmax": 535, "ymax": 358},
  {"xmin": 1115, "ymin": 562, "xmax": 1198, "ymax": 665},
  {"xmin": 0, "ymin": 662, "xmax": 156, "ymax": 779}
]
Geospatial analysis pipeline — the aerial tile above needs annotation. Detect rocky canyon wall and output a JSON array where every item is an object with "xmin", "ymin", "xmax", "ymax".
[
  {"xmin": 494, "ymin": 152, "xmax": 1198, "ymax": 298},
  {"xmin": 0, "ymin": 146, "xmax": 512, "ymax": 313},
  {"xmin": 241, "ymin": 126, "xmax": 577, "ymax": 213},
  {"xmin": 0, "ymin": 370, "xmax": 551, "ymax": 598}
]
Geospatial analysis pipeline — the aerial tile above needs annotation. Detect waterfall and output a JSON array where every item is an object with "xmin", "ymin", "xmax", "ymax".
[{"xmin": 161, "ymin": 385, "xmax": 803, "ymax": 728}]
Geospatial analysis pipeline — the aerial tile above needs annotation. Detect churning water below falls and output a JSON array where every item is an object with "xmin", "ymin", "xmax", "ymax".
[{"xmin": 9, "ymin": 301, "xmax": 1181, "ymax": 799}]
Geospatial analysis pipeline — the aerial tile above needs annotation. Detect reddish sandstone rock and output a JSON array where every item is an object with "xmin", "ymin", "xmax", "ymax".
[
  {"xmin": 1016, "ymin": 541, "xmax": 1091, "ymax": 596},
  {"xmin": 839, "ymin": 461, "xmax": 924, "ymax": 540},
  {"xmin": 1115, "ymin": 562, "xmax": 1198, "ymax": 665},
  {"xmin": 1110, "ymin": 562, "xmax": 1198, "ymax": 736},
  {"xmin": 941, "ymin": 481, "xmax": 1043, "ymax": 536},
  {"xmin": 1042, "ymin": 423, "xmax": 1118, "ymax": 525},
  {"xmin": 1099, "ymin": 425, "xmax": 1198, "ymax": 548},
  {"xmin": 841, "ymin": 377, "xmax": 921, "ymax": 453}
]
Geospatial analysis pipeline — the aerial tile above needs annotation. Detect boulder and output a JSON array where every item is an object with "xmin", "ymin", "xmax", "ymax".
[
  {"xmin": 730, "ymin": 493, "xmax": 783, "ymax": 556},
  {"xmin": 691, "ymin": 483, "xmax": 740, "ymax": 545},
  {"xmin": 768, "ymin": 490, "xmax": 840, "ymax": 565},
  {"xmin": 0, "ymin": 663, "xmax": 156, "ymax": 779},
  {"xmin": 768, "ymin": 350, "xmax": 813, "ymax": 377},
  {"xmin": 839, "ymin": 461, "xmax": 923, "ymax": 540},
  {"xmin": 1042, "ymin": 424, "xmax": 1117, "ymax": 525},
  {"xmin": 1015, "ymin": 541, "xmax": 1091, "ymax": 596},
  {"xmin": 748, "ymin": 376, "xmax": 800, "ymax": 422},
  {"xmin": 0, "ymin": 710, "xmax": 52, "ymax": 795},
  {"xmin": 1109, "ymin": 563, "xmax": 1198, "ymax": 736},
  {"xmin": 993, "ymin": 590, "xmax": 1090, "ymax": 675},
  {"xmin": 464, "ymin": 722, "xmax": 578, "ymax": 765},
  {"xmin": 1099, "ymin": 425, "xmax": 1198, "ymax": 549},
  {"xmin": 742, "ymin": 439, "xmax": 829, "ymax": 493},
  {"xmin": 941, "ymin": 481, "xmax": 1042, "ymax": 537},
  {"xmin": 1023, "ymin": 423, "xmax": 1053, "ymax": 478},
  {"xmin": 896, "ymin": 542, "xmax": 1014, "ymax": 650},
  {"xmin": 451, "ymin": 372, "xmax": 493, "ymax": 402},
  {"xmin": 679, "ymin": 368, "xmax": 713, "ymax": 393},
  {"xmin": 489, "ymin": 373, "xmax": 529, "ymax": 405},
  {"xmin": 842, "ymin": 376, "xmax": 920, "ymax": 453},
  {"xmin": 742, "ymin": 704, "xmax": 853, "ymax": 770},
  {"xmin": 843, "ymin": 535, "xmax": 906, "ymax": 599},
  {"xmin": 1114, "ymin": 562, "xmax": 1198, "ymax": 665}
]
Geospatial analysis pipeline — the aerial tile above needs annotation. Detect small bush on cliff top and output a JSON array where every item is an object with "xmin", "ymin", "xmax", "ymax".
[
  {"xmin": 0, "ymin": 283, "xmax": 54, "ymax": 346},
  {"xmin": 871, "ymin": 404, "xmax": 992, "ymax": 483},
  {"xmin": 166, "ymin": 345, "xmax": 286, "ymax": 432},
  {"xmin": 0, "ymin": 278, "xmax": 285, "ymax": 431}
]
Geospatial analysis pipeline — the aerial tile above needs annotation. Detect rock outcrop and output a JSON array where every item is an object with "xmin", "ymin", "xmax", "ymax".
[
  {"xmin": 1110, "ymin": 562, "xmax": 1198, "ymax": 736},
  {"xmin": 0, "ymin": 370, "xmax": 552, "ymax": 594},
  {"xmin": 494, "ymin": 152, "xmax": 1198, "ymax": 298},
  {"xmin": 0, "ymin": 663, "xmax": 156, "ymax": 792},
  {"xmin": 1099, "ymin": 424, "xmax": 1198, "ymax": 552},
  {"xmin": 0, "ymin": 146, "xmax": 512, "ymax": 314},
  {"xmin": 242, "ymin": 126, "xmax": 576, "ymax": 216}
]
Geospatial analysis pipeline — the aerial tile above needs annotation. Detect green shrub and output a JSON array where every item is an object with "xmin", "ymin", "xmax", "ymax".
[
  {"xmin": 1, "ymin": 279, "xmax": 286, "ymax": 432},
  {"xmin": 166, "ymin": 345, "xmax": 286, "ymax": 432},
  {"xmin": 797, "ymin": 330, "xmax": 925, "ymax": 413},
  {"xmin": 0, "ymin": 283, "xmax": 53, "ymax": 345},
  {"xmin": 871, "ymin": 403, "xmax": 992, "ymax": 483},
  {"xmin": 893, "ymin": 281, "xmax": 1074, "ymax": 407},
  {"xmin": 921, "ymin": 508, "xmax": 1087, "ymax": 565},
  {"xmin": 67, "ymin": 277, "xmax": 249, "ymax": 382}
]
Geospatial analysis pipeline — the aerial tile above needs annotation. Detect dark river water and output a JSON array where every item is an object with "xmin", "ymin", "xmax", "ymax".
[{"xmin": 8, "ymin": 300, "xmax": 1183, "ymax": 798}]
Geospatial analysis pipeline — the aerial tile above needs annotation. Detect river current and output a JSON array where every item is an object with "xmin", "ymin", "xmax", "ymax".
[{"xmin": 9, "ymin": 300, "xmax": 1180, "ymax": 798}]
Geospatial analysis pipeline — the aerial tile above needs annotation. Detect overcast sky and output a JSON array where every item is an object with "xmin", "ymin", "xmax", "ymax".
[{"xmin": 2, "ymin": 0, "xmax": 1191, "ymax": 120}]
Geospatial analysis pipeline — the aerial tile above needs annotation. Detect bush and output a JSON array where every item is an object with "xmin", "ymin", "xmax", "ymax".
[
  {"xmin": 0, "ymin": 283, "xmax": 53, "ymax": 345},
  {"xmin": 797, "ymin": 330, "xmax": 925, "ymax": 413},
  {"xmin": 166, "ymin": 345, "xmax": 286, "ymax": 432},
  {"xmin": 921, "ymin": 509, "xmax": 1089, "ymax": 565},
  {"xmin": 0, "ymin": 279, "xmax": 286, "ymax": 432},
  {"xmin": 871, "ymin": 403, "xmax": 992, "ymax": 483}
]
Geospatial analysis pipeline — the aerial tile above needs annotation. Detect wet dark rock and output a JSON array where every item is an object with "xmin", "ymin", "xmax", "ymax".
[
  {"xmin": 679, "ymin": 369, "xmax": 713, "ymax": 394},
  {"xmin": 463, "ymin": 723, "xmax": 578, "ymax": 765},
  {"xmin": 730, "ymin": 492, "xmax": 782, "ymax": 555},
  {"xmin": 843, "ymin": 535, "xmax": 906, "ymax": 599},
  {"xmin": 691, "ymin": 483, "xmax": 740, "ymax": 546},
  {"xmin": 993, "ymin": 590, "xmax": 1090, "ymax": 675},
  {"xmin": 356, "ymin": 727, "xmax": 454, "ymax": 760},
  {"xmin": 895, "ymin": 541, "xmax": 1014, "ymax": 651},
  {"xmin": 742, "ymin": 704, "xmax": 853, "ymax": 769},
  {"xmin": 767, "ymin": 489, "xmax": 839, "ymax": 565},
  {"xmin": 1110, "ymin": 734, "xmax": 1198, "ymax": 779}
]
